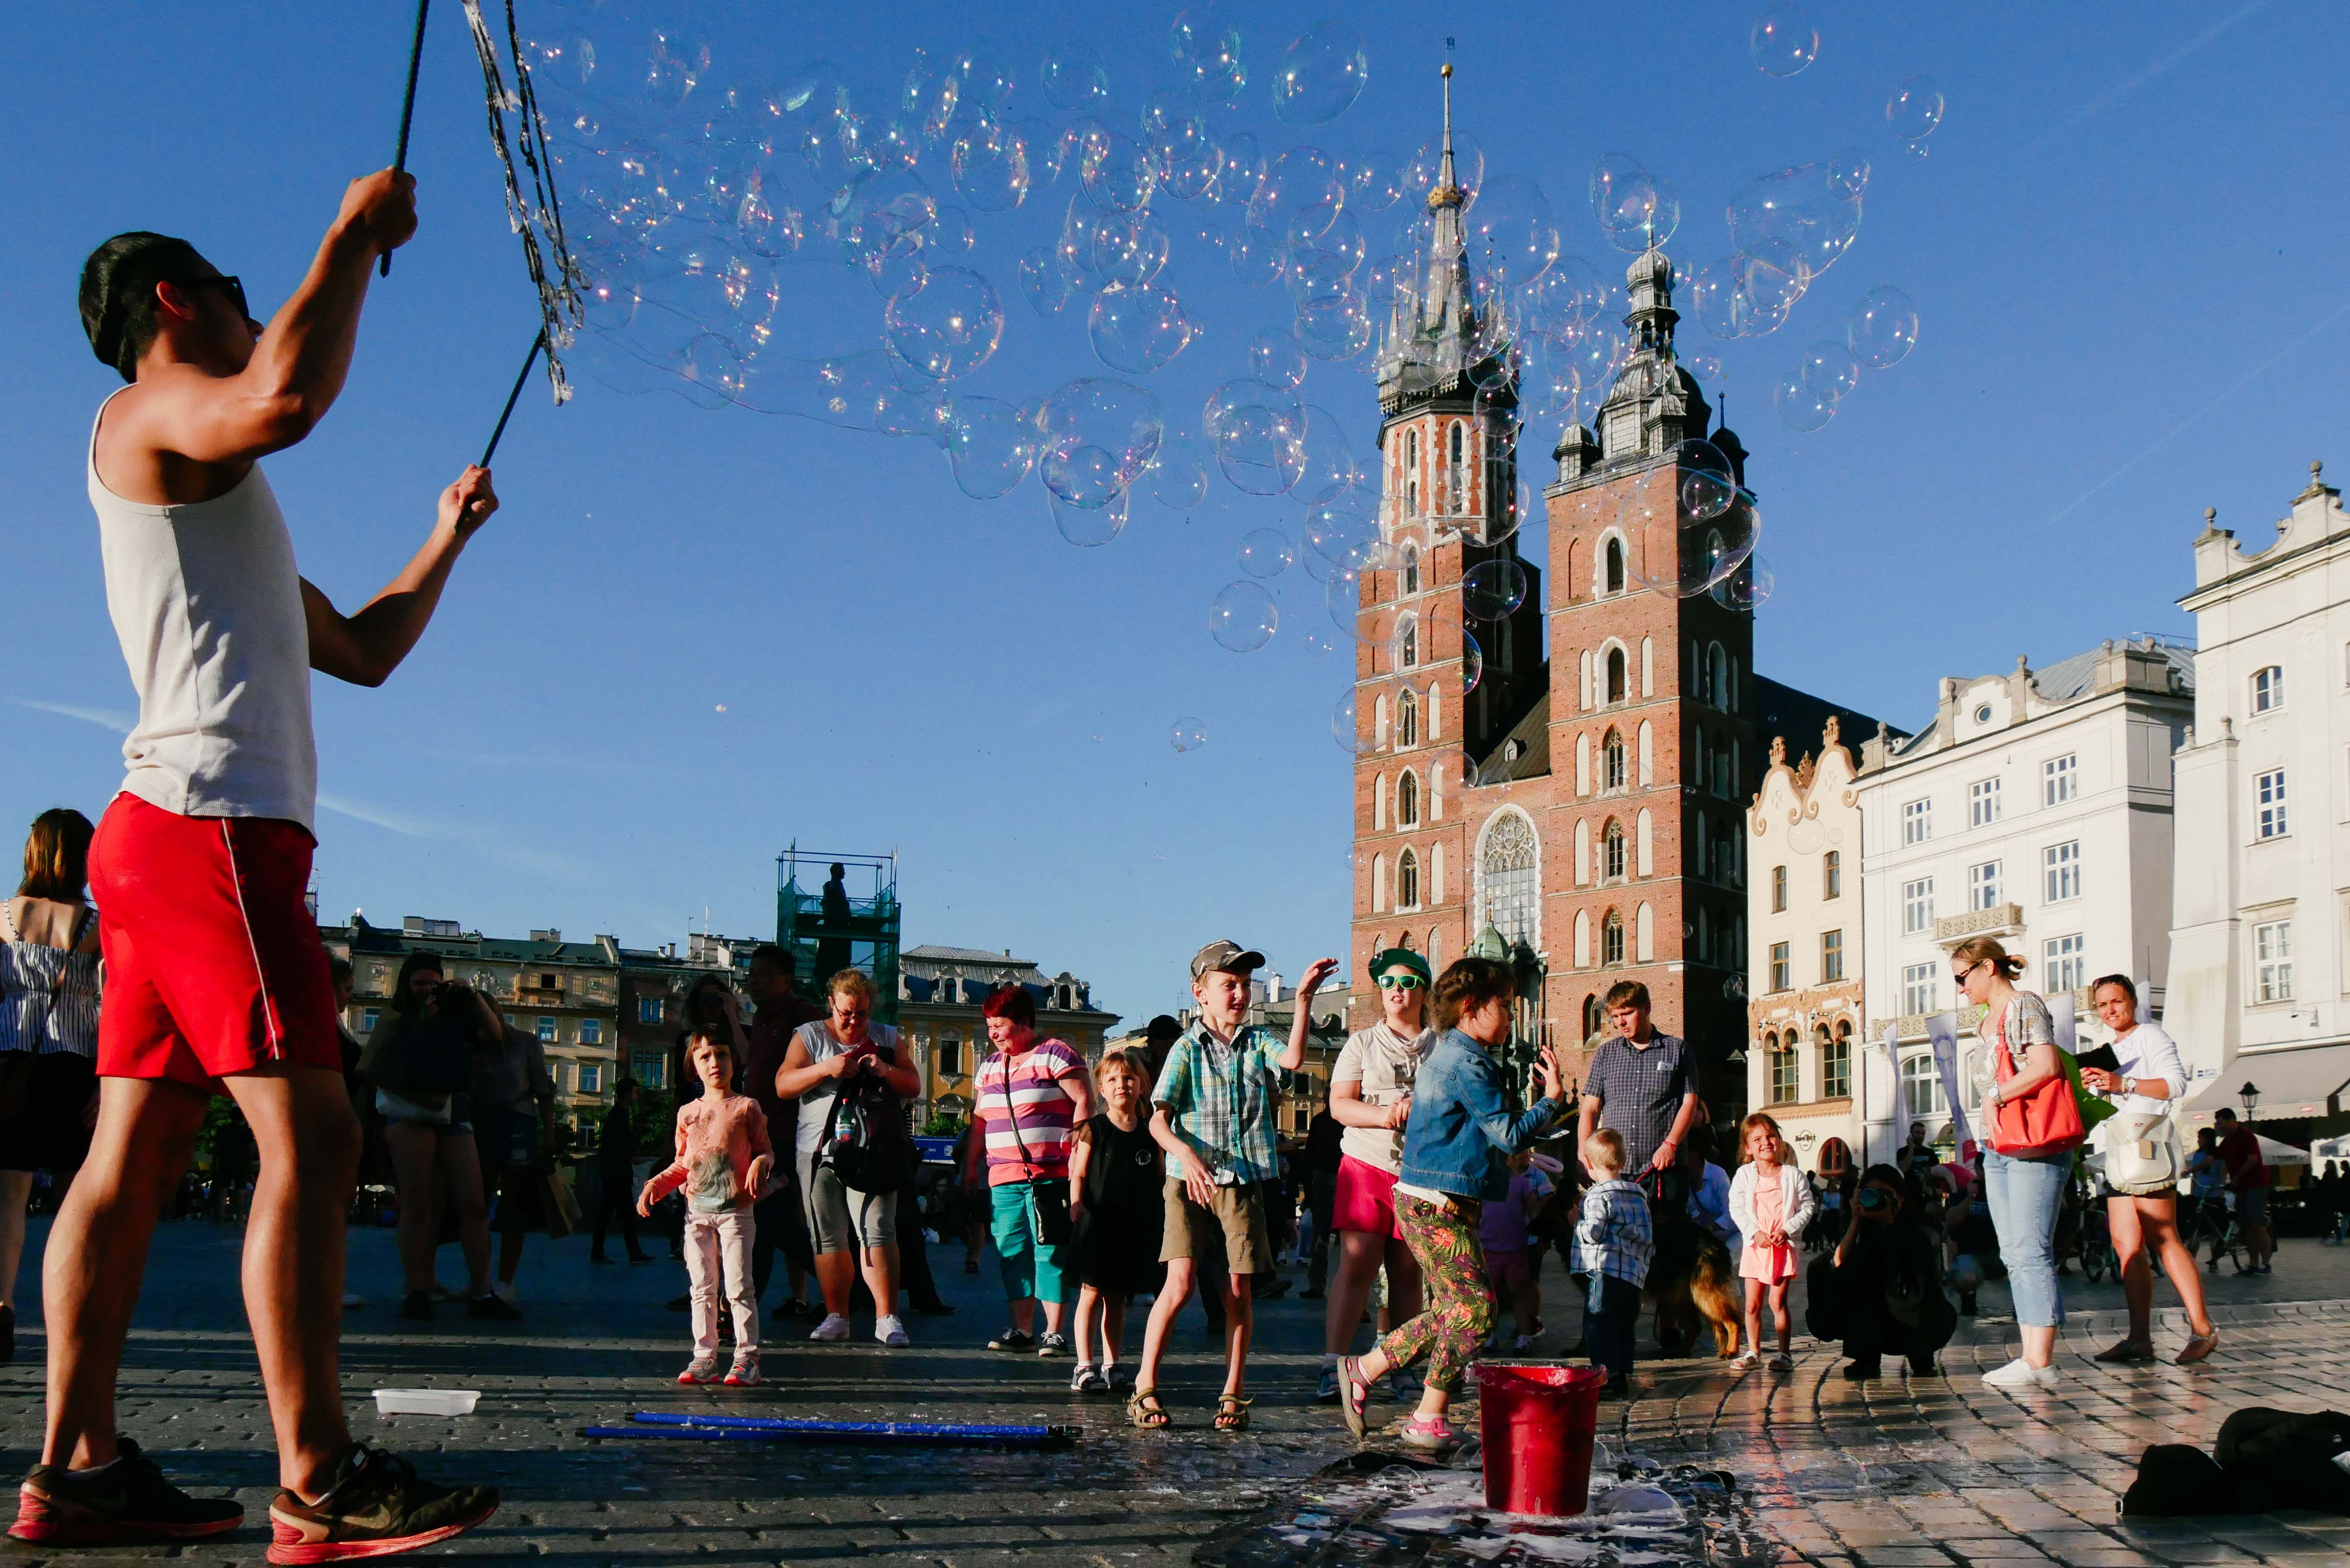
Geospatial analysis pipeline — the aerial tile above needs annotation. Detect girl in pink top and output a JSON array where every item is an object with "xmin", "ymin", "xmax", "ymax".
[
  {"xmin": 640, "ymin": 1032, "xmax": 774, "ymax": 1386},
  {"xmin": 1728, "ymin": 1112, "xmax": 1814, "ymax": 1373}
]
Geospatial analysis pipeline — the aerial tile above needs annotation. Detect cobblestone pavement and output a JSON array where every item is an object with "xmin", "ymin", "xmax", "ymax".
[{"xmin": 1, "ymin": 1220, "xmax": 2345, "ymax": 1565}]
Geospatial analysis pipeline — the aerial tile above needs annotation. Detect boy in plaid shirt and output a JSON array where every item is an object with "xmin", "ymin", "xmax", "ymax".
[
  {"xmin": 1129, "ymin": 940, "xmax": 1335, "ymax": 1432},
  {"xmin": 1571, "ymin": 1128, "xmax": 1653, "ymax": 1396}
]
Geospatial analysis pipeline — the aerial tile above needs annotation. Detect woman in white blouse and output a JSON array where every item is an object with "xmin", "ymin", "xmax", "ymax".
[{"xmin": 2078, "ymin": 975, "xmax": 2217, "ymax": 1366}]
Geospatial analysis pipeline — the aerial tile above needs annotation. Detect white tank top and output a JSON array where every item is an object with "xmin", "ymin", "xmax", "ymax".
[{"xmin": 88, "ymin": 393, "xmax": 317, "ymax": 833}]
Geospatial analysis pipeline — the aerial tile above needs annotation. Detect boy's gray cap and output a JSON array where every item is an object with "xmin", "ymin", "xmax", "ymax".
[{"xmin": 1190, "ymin": 940, "xmax": 1266, "ymax": 980}]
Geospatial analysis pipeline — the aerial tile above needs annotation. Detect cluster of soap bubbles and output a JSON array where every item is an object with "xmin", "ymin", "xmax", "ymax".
[
  {"xmin": 1771, "ymin": 284, "xmax": 1918, "ymax": 431},
  {"xmin": 1886, "ymin": 76, "xmax": 1945, "ymax": 158},
  {"xmin": 1603, "ymin": 437, "xmax": 1763, "ymax": 604},
  {"xmin": 1685, "ymin": 153, "xmax": 1869, "ymax": 343}
]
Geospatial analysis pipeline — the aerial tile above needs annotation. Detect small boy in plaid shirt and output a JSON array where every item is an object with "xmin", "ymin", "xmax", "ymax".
[{"xmin": 1571, "ymin": 1128, "xmax": 1653, "ymax": 1396}]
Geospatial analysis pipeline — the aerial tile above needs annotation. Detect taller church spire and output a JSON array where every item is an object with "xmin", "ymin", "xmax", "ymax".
[{"xmin": 1374, "ymin": 58, "xmax": 1494, "ymax": 413}]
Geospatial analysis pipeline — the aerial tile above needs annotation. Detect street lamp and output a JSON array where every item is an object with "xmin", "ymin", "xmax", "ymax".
[{"xmin": 2239, "ymin": 1081, "xmax": 2260, "ymax": 1125}]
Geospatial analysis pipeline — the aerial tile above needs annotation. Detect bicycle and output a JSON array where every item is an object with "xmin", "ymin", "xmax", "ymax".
[
  {"xmin": 2075, "ymin": 1204, "xmax": 2116, "ymax": 1283},
  {"xmin": 2184, "ymin": 1196, "xmax": 2245, "ymax": 1274}
]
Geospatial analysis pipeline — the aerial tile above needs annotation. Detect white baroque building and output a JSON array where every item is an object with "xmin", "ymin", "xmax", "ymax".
[
  {"xmin": 1854, "ymin": 638, "xmax": 2194, "ymax": 1160},
  {"xmin": 2168, "ymin": 464, "xmax": 2350, "ymax": 1132}
]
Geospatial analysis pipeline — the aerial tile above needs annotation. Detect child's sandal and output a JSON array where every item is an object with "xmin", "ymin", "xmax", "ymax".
[
  {"xmin": 1126, "ymin": 1388, "xmax": 1169, "ymax": 1429},
  {"xmin": 1213, "ymin": 1395, "xmax": 1252, "ymax": 1432}
]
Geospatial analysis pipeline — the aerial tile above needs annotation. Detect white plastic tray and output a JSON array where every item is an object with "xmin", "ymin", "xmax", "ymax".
[{"xmin": 372, "ymin": 1388, "xmax": 480, "ymax": 1416}]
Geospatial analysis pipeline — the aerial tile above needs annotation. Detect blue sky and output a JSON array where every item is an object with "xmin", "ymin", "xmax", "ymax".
[{"xmin": 5, "ymin": 1, "xmax": 2345, "ymax": 1026}]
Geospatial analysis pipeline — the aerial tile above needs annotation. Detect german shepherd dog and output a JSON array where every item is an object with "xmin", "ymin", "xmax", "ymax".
[{"xmin": 1645, "ymin": 1214, "xmax": 1743, "ymax": 1358}]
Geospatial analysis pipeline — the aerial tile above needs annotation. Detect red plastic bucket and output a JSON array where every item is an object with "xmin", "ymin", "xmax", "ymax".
[{"xmin": 1473, "ymin": 1360, "xmax": 1606, "ymax": 1516}]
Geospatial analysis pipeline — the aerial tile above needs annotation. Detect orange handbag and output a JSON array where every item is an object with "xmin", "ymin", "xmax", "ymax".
[{"xmin": 1989, "ymin": 1003, "xmax": 2085, "ymax": 1157}]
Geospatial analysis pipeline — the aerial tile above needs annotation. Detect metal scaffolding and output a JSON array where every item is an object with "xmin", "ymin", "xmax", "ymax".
[{"xmin": 776, "ymin": 846, "xmax": 902, "ymax": 1025}]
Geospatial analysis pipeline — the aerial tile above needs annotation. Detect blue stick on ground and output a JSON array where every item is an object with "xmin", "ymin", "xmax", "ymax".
[{"xmin": 586, "ymin": 1412, "xmax": 1077, "ymax": 1447}]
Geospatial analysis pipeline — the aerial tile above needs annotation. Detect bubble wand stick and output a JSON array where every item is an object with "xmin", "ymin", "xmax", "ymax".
[
  {"xmin": 479, "ymin": 329, "xmax": 546, "ymax": 467},
  {"xmin": 382, "ymin": 0, "xmax": 431, "ymax": 278}
]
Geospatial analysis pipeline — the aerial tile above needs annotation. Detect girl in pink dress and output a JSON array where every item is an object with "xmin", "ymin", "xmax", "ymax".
[
  {"xmin": 1728, "ymin": 1113, "xmax": 1815, "ymax": 1371},
  {"xmin": 640, "ymin": 1031, "xmax": 774, "ymax": 1386}
]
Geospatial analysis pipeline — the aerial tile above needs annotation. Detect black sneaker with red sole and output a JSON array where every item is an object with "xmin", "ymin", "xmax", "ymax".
[
  {"xmin": 9, "ymin": 1437, "xmax": 244, "ymax": 1546},
  {"xmin": 265, "ymin": 1444, "xmax": 496, "ymax": 1564}
]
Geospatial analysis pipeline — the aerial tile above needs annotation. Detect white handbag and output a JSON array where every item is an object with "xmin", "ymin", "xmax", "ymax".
[{"xmin": 2104, "ymin": 1110, "xmax": 2183, "ymax": 1196}]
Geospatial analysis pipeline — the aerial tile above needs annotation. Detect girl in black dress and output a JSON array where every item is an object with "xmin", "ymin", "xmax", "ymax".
[{"xmin": 1065, "ymin": 1049, "xmax": 1164, "ymax": 1392}]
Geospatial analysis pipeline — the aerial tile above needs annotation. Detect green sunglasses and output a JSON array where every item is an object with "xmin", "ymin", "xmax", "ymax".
[{"xmin": 1375, "ymin": 973, "xmax": 1427, "ymax": 991}]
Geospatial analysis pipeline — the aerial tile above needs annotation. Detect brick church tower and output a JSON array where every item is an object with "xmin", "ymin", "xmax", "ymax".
[{"xmin": 1346, "ymin": 66, "xmax": 1782, "ymax": 1117}]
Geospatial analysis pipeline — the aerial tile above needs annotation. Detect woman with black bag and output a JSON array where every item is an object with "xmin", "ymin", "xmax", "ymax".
[
  {"xmin": 357, "ymin": 952, "xmax": 513, "ymax": 1321},
  {"xmin": 964, "ymin": 985, "xmax": 1093, "ymax": 1357}
]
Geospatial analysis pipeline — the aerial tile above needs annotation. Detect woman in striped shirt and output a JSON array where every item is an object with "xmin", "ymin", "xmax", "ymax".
[
  {"xmin": 0, "ymin": 810, "xmax": 104, "ymax": 1363},
  {"xmin": 965, "ymin": 985, "xmax": 1094, "ymax": 1357}
]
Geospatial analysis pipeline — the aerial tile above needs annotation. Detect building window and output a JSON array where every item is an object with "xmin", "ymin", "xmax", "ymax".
[
  {"xmin": 1769, "ymin": 1037, "xmax": 1799, "ymax": 1105},
  {"xmin": 1900, "ymin": 1053, "xmax": 1941, "ymax": 1118},
  {"xmin": 1602, "ymin": 911, "xmax": 1625, "ymax": 966},
  {"xmin": 580, "ymin": 1018, "xmax": 602, "ymax": 1046},
  {"xmin": 1902, "ymin": 877, "xmax": 1934, "ymax": 935},
  {"xmin": 1903, "ymin": 798, "xmax": 1930, "ymax": 845},
  {"xmin": 1821, "ymin": 929, "xmax": 1844, "ymax": 983},
  {"xmin": 536, "ymin": 1017, "xmax": 556, "ymax": 1043},
  {"xmin": 937, "ymin": 1035, "xmax": 963, "ymax": 1077},
  {"xmin": 1397, "ymin": 849, "xmax": 1421, "ymax": 911},
  {"xmin": 1823, "ymin": 850, "xmax": 1842, "ymax": 900},
  {"xmin": 1398, "ymin": 771, "xmax": 1420, "ymax": 826},
  {"xmin": 2043, "ymin": 933, "xmax": 2084, "ymax": 994},
  {"xmin": 1603, "ymin": 822, "xmax": 1626, "ymax": 880},
  {"xmin": 1398, "ymin": 615, "xmax": 1419, "ymax": 668},
  {"xmin": 2257, "ymin": 769, "xmax": 2288, "ymax": 839},
  {"xmin": 2044, "ymin": 753, "xmax": 2077, "ymax": 805},
  {"xmin": 1968, "ymin": 777, "xmax": 2001, "ymax": 827},
  {"xmin": 1479, "ymin": 810, "xmax": 1539, "ymax": 945},
  {"xmin": 1603, "ymin": 730, "xmax": 1626, "ymax": 790},
  {"xmin": 637, "ymin": 996, "xmax": 664, "ymax": 1025},
  {"xmin": 1606, "ymin": 647, "xmax": 1627, "ymax": 703},
  {"xmin": 2254, "ymin": 920, "xmax": 2294, "ymax": 1003},
  {"xmin": 578, "ymin": 1062, "xmax": 603, "ymax": 1095},
  {"xmin": 1969, "ymin": 860, "xmax": 2003, "ymax": 912},
  {"xmin": 1902, "ymin": 962, "xmax": 1936, "ymax": 1017},
  {"xmin": 1400, "ymin": 543, "xmax": 1421, "ymax": 596},
  {"xmin": 634, "ymin": 1051, "xmax": 667, "ymax": 1091},
  {"xmin": 1770, "ymin": 864, "xmax": 1787, "ymax": 913},
  {"xmin": 1396, "ymin": 688, "xmax": 1418, "ymax": 748},
  {"xmin": 1768, "ymin": 941, "xmax": 1790, "ymax": 992},
  {"xmin": 1822, "ymin": 1023, "xmax": 1852, "ymax": 1100},
  {"xmin": 1604, "ymin": 537, "xmax": 1624, "ymax": 594},
  {"xmin": 360, "ymin": 1007, "xmax": 381, "ymax": 1033},
  {"xmin": 2043, "ymin": 840, "xmax": 2081, "ymax": 902},
  {"xmin": 2252, "ymin": 665, "xmax": 2284, "ymax": 714}
]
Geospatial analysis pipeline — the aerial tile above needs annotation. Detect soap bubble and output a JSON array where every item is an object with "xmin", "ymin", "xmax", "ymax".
[
  {"xmin": 1403, "ymin": 128, "xmax": 1483, "ymax": 206},
  {"xmin": 883, "ymin": 266, "xmax": 1003, "ymax": 382},
  {"xmin": 1272, "ymin": 20, "xmax": 1369, "ymax": 125},
  {"xmin": 1169, "ymin": 715, "xmax": 1206, "ymax": 752},
  {"xmin": 1886, "ymin": 76, "xmax": 1944, "ymax": 145},
  {"xmin": 1050, "ymin": 483, "xmax": 1130, "ymax": 546},
  {"xmin": 1711, "ymin": 555, "xmax": 1775, "ymax": 612},
  {"xmin": 1690, "ymin": 252, "xmax": 1809, "ymax": 339},
  {"xmin": 675, "ymin": 332, "xmax": 747, "ymax": 407},
  {"xmin": 1750, "ymin": 6, "xmax": 1819, "ymax": 77},
  {"xmin": 950, "ymin": 121, "xmax": 1032, "ymax": 212},
  {"xmin": 1082, "ymin": 132, "xmax": 1160, "ymax": 212},
  {"xmin": 1671, "ymin": 439, "xmax": 1739, "ymax": 523},
  {"xmin": 1147, "ymin": 438, "xmax": 1210, "ymax": 509},
  {"xmin": 1248, "ymin": 147, "xmax": 1344, "ymax": 246},
  {"xmin": 1294, "ymin": 406, "xmax": 1360, "ymax": 505},
  {"xmin": 1684, "ymin": 352, "xmax": 1723, "ymax": 381},
  {"xmin": 1459, "ymin": 629, "xmax": 1486, "ymax": 694},
  {"xmin": 1799, "ymin": 340, "xmax": 1860, "ymax": 401},
  {"xmin": 1206, "ymin": 378, "xmax": 1308, "ymax": 495},
  {"xmin": 1346, "ymin": 151, "xmax": 1408, "ymax": 212},
  {"xmin": 1847, "ymin": 286, "xmax": 1919, "ymax": 368},
  {"xmin": 1035, "ymin": 378, "xmax": 1164, "ymax": 508},
  {"xmin": 1462, "ymin": 558, "xmax": 1529, "ymax": 620},
  {"xmin": 1018, "ymin": 246, "xmax": 1073, "ymax": 316},
  {"xmin": 1623, "ymin": 478, "xmax": 1760, "ymax": 597},
  {"xmin": 1726, "ymin": 163, "xmax": 1862, "ymax": 281},
  {"xmin": 1238, "ymin": 527, "xmax": 1293, "ymax": 577},
  {"xmin": 1296, "ymin": 295, "xmax": 1375, "ymax": 361},
  {"xmin": 1466, "ymin": 174, "xmax": 1560, "ymax": 288},
  {"xmin": 1248, "ymin": 329, "xmax": 1310, "ymax": 390},
  {"xmin": 1090, "ymin": 284, "xmax": 1194, "ymax": 375},
  {"xmin": 1773, "ymin": 366, "xmax": 1835, "ymax": 432},
  {"xmin": 866, "ymin": 250, "xmax": 928, "ymax": 300},
  {"xmin": 944, "ymin": 395, "xmax": 1039, "ymax": 498},
  {"xmin": 1326, "ymin": 567, "xmax": 1398, "ymax": 646},
  {"xmin": 1827, "ymin": 148, "xmax": 1872, "ymax": 199},
  {"xmin": 1228, "ymin": 226, "xmax": 1287, "ymax": 288},
  {"xmin": 1333, "ymin": 688, "xmax": 1373, "ymax": 754},
  {"xmin": 1091, "ymin": 210, "xmax": 1172, "ymax": 286},
  {"xmin": 1590, "ymin": 155, "xmax": 1678, "ymax": 252},
  {"xmin": 1302, "ymin": 501, "xmax": 1381, "ymax": 570},
  {"xmin": 1209, "ymin": 580, "xmax": 1279, "ymax": 651},
  {"xmin": 1171, "ymin": 8, "xmax": 1247, "ymax": 102},
  {"xmin": 1040, "ymin": 41, "xmax": 1111, "ymax": 112}
]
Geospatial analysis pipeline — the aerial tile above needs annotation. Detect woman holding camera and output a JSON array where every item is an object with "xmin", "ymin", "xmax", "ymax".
[
  {"xmin": 358, "ymin": 952, "xmax": 516, "ymax": 1321},
  {"xmin": 965, "ymin": 985, "xmax": 1092, "ymax": 1357},
  {"xmin": 1804, "ymin": 1164, "xmax": 1955, "ymax": 1379}
]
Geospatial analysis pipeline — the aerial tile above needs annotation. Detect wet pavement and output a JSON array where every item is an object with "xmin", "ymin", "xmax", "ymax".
[{"xmin": 0, "ymin": 1219, "xmax": 2345, "ymax": 1564}]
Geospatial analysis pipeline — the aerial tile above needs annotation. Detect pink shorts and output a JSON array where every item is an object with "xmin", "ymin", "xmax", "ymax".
[
  {"xmin": 1484, "ymin": 1247, "xmax": 1531, "ymax": 1287},
  {"xmin": 90, "ymin": 794, "xmax": 342, "ymax": 1089},
  {"xmin": 1332, "ymin": 1154, "xmax": 1403, "ymax": 1239}
]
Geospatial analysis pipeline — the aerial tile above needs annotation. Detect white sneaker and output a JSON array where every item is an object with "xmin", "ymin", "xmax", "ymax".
[
  {"xmin": 875, "ymin": 1314, "xmax": 910, "ymax": 1348},
  {"xmin": 492, "ymin": 1281, "xmax": 518, "ymax": 1305},
  {"xmin": 1731, "ymin": 1349, "xmax": 1761, "ymax": 1369},
  {"xmin": 809, "ymin": 1313, "xmax": 851, "ymax": 1341},
  {"xmin": 1981, "ymin": 1357, "xmax": 2060, "ymax": 1390}
]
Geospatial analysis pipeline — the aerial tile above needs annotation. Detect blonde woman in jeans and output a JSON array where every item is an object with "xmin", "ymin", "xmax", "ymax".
[{"xmin": 1951, "ymin": 937, "xmax": 2069, "ymax": 1390}]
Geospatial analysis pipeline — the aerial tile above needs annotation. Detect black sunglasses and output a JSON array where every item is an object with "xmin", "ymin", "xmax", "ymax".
[
  {"xmin": 1951, "ymin": 960, "xmax": 1982, "ymax": 986},
  {"xmin": 171, "ymin": 274, "xmax": 251, "ymax": 321}
]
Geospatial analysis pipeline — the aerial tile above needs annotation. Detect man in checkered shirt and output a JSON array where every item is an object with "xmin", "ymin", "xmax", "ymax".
[{"xmin": 1575, "ymin": 981, "xmax": 1702, "ymax": 1214}]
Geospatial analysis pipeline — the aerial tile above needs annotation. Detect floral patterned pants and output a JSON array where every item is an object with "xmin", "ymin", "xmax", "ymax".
[{"xmin": 1378, "ymin": 1193, "xmax": 1494, "ymax": 1394}]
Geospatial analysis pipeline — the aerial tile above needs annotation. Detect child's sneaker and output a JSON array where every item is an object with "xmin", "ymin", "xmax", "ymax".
[
  {"xmin": 678, "ymin": 1355, "xmax": 722, "ymax": 1385},
  {"xmin": 808, "ymin": 1314, "xmax": 850, "ymax": 1342},
  {"xmin": 263, "ymin": 1444, "xmax": 496, "ymax": 1564},
  {"xmin": 987, "ymin": 1329, "xmax": 1035, "ymax": 1353},
  {"xmin": 1513, "ymin": 1333, "xmax": 1538, "ymax": 1353},
  {"xmin": 1069, "ymin": 1362, "xmax": 1105, "ymax": 1392},
  {"xmin": 1731, "ymin": 1349, "xmax": 1761, "ymax": 1369},
  {"xmin": 1767, "ymin": 1352, "xmax": 1795, "ymax": 1374},
  {"xmin": 1036, "ymin": 1332, "xmax": 1071, "ymax": 1358},
  {"xmin": 875, "ymin": 1315, "xmax": 910, "ymax": 1348},
  {"xmin": 1315, "ymin": 1362, "xmax": 1341, "ymax": 1403},
  {"xmin": 723, "ymin": 1352, "xmax": 761, "ymax": 1387}
]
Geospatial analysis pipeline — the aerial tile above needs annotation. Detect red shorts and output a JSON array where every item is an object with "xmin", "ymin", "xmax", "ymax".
[
  {"xmin": 1484, "ymin": 1247, "xmax": 1531, "ymax": 1287},
  {"xmin": 1332, "ymin": 1154, "xmax": 1403, "ymax": 1240},
  {"xmin": 90, "ymin": 794, "xmax": 341, "ymax": 1088}
]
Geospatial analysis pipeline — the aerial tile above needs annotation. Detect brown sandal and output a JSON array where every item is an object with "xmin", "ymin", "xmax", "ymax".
[
  {"xmin": 1127, "ymin": 1388, "xmax": 1169, "ymax": 1428},
  {"xmin": 1213, "ymin": 1395, "xmax": 1252, "ymax": 1432},
  {"xmin": 2175, "ymin": 1330, "xmax": 2220, "ymax": 1365}
]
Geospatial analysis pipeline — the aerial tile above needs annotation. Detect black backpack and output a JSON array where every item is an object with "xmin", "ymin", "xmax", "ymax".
[{"xmin": 817, "ymin": 1048, "xmax": 908, "ymax": 1195}]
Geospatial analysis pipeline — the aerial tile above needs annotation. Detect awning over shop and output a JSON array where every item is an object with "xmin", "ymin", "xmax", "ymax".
[{"xmin": 2181, "ymin": 1042, "xmax": 2350, "ymax": 1121}]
